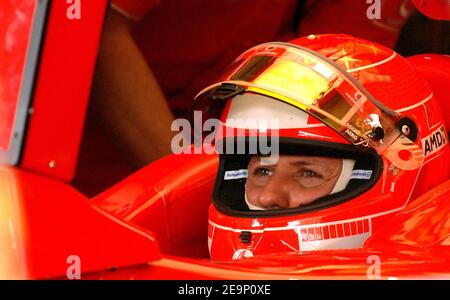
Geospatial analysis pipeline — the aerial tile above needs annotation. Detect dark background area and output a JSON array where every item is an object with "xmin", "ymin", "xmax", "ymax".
[{"xmin": 396, "ymin": 9, "xmax": 449, "ymax": 56}]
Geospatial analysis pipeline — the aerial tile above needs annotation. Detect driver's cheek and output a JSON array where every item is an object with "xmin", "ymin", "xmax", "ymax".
[{"xmin": 288, "ymin": 181, "xmax": 334, "ymax": 207}]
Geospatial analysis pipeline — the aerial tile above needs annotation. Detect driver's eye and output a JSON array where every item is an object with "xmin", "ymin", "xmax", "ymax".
[
  {"xmin": 254, "ymin": 167, "xmax": 272, "ymax": 176},
  {"xmin": 304, "ymin": 170, "xmax": 319, "ymax": 177}
]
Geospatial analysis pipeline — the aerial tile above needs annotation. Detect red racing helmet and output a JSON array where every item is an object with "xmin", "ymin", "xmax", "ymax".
[{"xmin": 192, "ymin": 34, "xmax": 450, "ymax": 260}]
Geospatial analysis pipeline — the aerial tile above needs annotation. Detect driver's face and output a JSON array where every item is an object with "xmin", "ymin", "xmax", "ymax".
[{"xmin": 246, "ymin": 155, "xmax": 343, "ymax": 209}]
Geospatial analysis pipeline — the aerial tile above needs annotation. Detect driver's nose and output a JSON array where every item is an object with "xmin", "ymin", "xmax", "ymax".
[{"xmin": 256, "ymin": 176, "xmax": 290, "ymax": 209}]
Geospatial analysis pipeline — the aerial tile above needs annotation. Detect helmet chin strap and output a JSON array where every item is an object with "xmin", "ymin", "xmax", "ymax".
[{"xmin": 245, "ymin": 159, "xmax": 356, "ymax": 210}]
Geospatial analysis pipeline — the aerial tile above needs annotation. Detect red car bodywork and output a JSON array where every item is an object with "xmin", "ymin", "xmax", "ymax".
[{"xmin": 0, "ymin": 1, "xmax": 449, "ymax": 279}]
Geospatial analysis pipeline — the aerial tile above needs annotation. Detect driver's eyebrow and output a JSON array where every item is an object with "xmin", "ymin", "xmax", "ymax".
[
  {"xmin": 289, "ymin": 160, "xmax": 321, "ymax": 167},
  {"xmin": 289, "ymin": 160, "xmax": 336, "ymax": 174}
]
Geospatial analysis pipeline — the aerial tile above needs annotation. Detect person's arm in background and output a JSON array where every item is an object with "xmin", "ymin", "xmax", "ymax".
[{"xmin": 90, "ymin": 7, "xmax": 174, "ymax": 169}]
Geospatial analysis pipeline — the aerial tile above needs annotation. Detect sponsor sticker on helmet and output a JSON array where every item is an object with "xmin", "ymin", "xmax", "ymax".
[
  {"xmin": 350, "ymin": 170, "xmax": 373, "ymax": 180},
  {"xmin": 224, "ymin": 169, "xmax": 248, "ymax": 180},
  {"xmin": 298, "ymin": 219, "xmax": 372, "ymax": 251},
  {"xmin": 421, "ymin": 125, "xmax": 447, "ymax": 157}
]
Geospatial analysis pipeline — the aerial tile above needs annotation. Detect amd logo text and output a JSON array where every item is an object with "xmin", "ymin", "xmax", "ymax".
[{"xmin": 422, "ymin": 125, "xmax": 447, "ymax": 157}]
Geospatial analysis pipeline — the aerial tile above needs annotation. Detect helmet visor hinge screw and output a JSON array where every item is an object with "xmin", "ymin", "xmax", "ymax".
[{"xmin": 402, "ymin": 125, "xmax": 411, "ymax": 136}]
